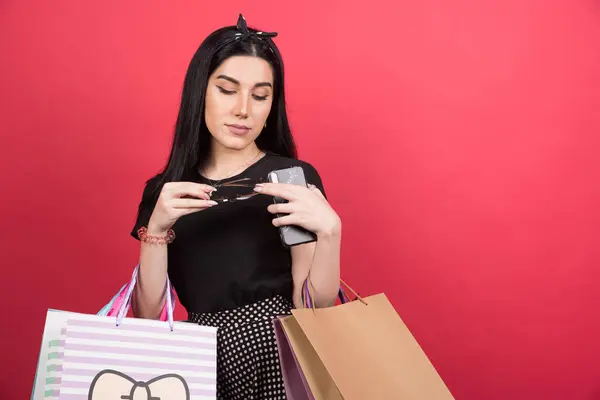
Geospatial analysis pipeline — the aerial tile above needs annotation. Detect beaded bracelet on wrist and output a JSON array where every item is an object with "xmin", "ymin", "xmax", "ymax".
[{"xmin": 137, "ymin": 226, "xmax": 175, "ymax": 245}]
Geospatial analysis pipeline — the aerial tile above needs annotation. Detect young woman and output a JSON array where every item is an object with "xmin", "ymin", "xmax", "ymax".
[{"xmin": 130, "ymin": 14, "xmax": 341, "ymax": 399}]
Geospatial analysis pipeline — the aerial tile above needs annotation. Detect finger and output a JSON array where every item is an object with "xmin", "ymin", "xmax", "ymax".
[
  {"xmin": 308, "ymin": 184, "xmax": 325, "ymax": 198},
  {"xmin": 267, "ymin": 202, "xmax": 295, "ymax": 214},
  {"xmin": 170, "ymin": 198, "xmax": 218, "ymax": 208},
  {"xmin": 272, "ymin": 214, "xmax": 298, "ymax": 227},
  {"xmin": 166, "ymin": 182, "xmax": 216, "ymax": 200},
  {"xmin": 254, "ymin": 183, "xmax": 298, "ymax": 200},
  {"xmin": 166, "ymin": 181, "xmax": 217, "ymax": 192}
]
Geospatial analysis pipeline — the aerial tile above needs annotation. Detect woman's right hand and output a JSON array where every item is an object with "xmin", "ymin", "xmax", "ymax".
[{"xmin": 147, "ymin": 182, "xmax": 218, "ymax": 234}]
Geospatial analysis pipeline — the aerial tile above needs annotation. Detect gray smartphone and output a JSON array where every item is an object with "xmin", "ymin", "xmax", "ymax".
[{"xmin": 267, "ymin": 166, "xmax": 317, "ymax": 247}]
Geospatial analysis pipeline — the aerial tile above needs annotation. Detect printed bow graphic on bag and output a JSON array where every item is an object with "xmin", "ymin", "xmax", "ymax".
[{"xmin": 88, "ymin": 369, "xmax": 190, "ymax": 400}]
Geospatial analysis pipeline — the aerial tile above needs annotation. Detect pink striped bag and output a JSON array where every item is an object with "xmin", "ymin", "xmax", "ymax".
[
  {"xmin": 34, "ymin": 266, "xmax": 217, "ymax": 400},
  {"xmin": 32, "ymin": 265, "xmax": 179, "ymax": 400}
]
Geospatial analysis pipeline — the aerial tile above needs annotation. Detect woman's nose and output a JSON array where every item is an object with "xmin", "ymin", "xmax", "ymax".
[{"xmin": 233, "ymin": 94, "xmax": 249, "ymax": 118}]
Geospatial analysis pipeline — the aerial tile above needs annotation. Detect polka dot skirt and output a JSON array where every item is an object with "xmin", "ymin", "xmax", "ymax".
[{"xmin": 188, "ymin": 295, "xmax": 293, "ymax": 400}]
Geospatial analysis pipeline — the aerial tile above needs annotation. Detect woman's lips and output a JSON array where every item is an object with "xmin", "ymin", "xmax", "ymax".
[{"xmin": 226, "ymin": 124, "xmax": 251, "ymax": 136}]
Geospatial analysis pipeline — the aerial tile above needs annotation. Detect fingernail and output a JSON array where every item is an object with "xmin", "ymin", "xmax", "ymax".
[
  {"xmin": 208, "ymin": 200, "xmax": 218, "ymax": 206},
  {"xmin": 254, "ymin": 184, "xmax": 264, "ymax": 192}
]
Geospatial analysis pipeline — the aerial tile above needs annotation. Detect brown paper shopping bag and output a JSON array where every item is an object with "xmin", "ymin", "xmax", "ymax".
[{"xmin": 277, "ymin": 280, "xmax": 454, "ymax": 400}]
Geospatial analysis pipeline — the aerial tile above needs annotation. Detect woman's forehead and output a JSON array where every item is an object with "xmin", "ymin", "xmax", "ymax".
[{"xmin": 212, "ymin": 56, "xmax": 274, "ymax": 86}]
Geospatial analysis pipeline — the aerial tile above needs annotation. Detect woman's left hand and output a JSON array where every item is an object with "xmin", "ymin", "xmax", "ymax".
[{"xmin": 254, "ymin": 183, "xmax": 341, "ymax": 237}]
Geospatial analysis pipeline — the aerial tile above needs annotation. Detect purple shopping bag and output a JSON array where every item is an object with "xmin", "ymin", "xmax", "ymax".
[
  {"xmin": 272, "ymin": 282, "xmax": 348, "ymax": 399},
  {"xmin": 273, "ymin": 318, "xmax": 315, "ymax": 400}
]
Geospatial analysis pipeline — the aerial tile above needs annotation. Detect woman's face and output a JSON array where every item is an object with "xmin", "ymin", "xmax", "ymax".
[{"xmin": 204, "ymin": 55, "xmax": 274, "ymax": 152}]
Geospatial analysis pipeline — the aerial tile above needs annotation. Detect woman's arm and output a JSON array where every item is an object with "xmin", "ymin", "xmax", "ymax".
[
  {"xmin": 255, "ymin": 181, "xmax": 342, "ymax": 308},
  {"xmin": 132, "ymin": 181, "xmax": 217, "ymax": 319},
  {"xmin": 132, "ymin": 224, "xmax": 171, "ymax": 319},
  {"xmin": 291, "ymin": 223, "xmax": 341, "ymax": 309}
]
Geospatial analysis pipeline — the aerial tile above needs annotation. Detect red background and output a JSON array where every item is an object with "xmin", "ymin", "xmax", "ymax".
[{"xmin": 1, "ymin": 1, "xmax": 599, "ymax": 399}]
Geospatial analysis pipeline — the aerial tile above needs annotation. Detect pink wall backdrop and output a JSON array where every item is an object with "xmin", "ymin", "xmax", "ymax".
[{"xmin": 1, "ymin": 1, "xmax": 599, "ymax": 399}]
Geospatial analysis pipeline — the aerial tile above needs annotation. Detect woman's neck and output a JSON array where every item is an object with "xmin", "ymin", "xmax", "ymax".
[{"xmin": 202, "ymin": 141, "xmax": 263, "ymax": 180}]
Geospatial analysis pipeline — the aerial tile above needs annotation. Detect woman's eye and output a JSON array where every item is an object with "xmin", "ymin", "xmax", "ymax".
[
  {"xmin": 217, "ymin": 86, "xmax": 235, "ymax": 95},
  {"xmin": 253, "ymin": 94, "xmax": 268, "ymax": 101}
]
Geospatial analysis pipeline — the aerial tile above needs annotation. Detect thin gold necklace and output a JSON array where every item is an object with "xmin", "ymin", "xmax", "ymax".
[{"xmin": 203, "ymin": 150, "xmax": 263, "ymax": 186}]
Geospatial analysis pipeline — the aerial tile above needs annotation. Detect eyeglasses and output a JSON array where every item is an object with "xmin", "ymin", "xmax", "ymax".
[{"xmin": 210, "ymin": 177, "xmax": 263, "ymax": 203}]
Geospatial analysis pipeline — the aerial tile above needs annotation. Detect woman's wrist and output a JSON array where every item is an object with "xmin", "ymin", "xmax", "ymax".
[
  {"xmin": 139, "ymin": 223, "xmax": 175, "ymax": 245},
  {"xmin": 146, "ymin": 215, "xmax": 172, "ymax": 236},
  {"xmin": 316, "ymin": 216, "xmax": 342, "ymax": 239},
  {"xmin": 147, "ymin": 221, "xmax": 169, "ymax": 236}
]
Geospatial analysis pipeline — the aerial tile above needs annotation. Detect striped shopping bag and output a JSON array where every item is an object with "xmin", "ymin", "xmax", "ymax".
[
  {"xmin": 59, "ymin": 313, "xmax": 217, "ymax": 399},
  {"xmin": 31, "ymin": 265, "xmax": 217, "ymax": 400}
]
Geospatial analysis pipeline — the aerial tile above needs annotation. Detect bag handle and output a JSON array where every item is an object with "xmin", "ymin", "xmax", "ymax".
[
  {"xmin": 302, "ymin": 276, "xmax": 367, "ymax": 310},
  {"xmin": 97, "ymin": 283, "xmax": 128, "ymax": 316},
  {"xmin": 97, "ymin": 264, "xmax": 176, "ymax": 331}
]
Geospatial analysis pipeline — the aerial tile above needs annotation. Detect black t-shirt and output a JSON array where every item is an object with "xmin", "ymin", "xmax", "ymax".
[{"xmin": 130, "ymin": 153, "xmax": 326, "ymax": 314}]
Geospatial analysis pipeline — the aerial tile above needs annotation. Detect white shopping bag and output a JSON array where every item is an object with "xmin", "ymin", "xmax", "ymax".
[{"xmin": 32, "ymin": 267, "xmax": 218, "ymax": 400}]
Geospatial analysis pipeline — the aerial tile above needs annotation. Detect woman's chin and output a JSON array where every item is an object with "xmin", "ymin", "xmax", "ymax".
[{"xmin": 214, "ymin": 134, "xmax": 258, "ymax": 151}]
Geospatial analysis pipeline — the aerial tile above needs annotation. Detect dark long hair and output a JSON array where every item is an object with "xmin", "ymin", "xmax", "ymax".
[{"xmin": 152, "ymin": 20, "xmax": 297, "ymax": 191}]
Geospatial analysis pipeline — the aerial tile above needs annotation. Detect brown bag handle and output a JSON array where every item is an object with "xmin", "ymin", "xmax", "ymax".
[
  {"xmin": 340, "ymin": 279, "xmax": 367, "ymax": 304},
  {"xmin": 302, "ymin": 276, "xmax": 367, "ymax": 310}
]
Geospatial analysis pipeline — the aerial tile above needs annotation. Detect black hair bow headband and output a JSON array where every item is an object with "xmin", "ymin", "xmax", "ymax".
[
  {"xmin": 234, "ymin": 13, "xmax": 278, "ymax": 40},
  {"xmin": 216, "ymin": 14, "xmax": 278, "ymax": 53}
]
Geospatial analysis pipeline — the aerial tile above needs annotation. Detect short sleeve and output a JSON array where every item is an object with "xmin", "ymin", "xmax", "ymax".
[
  {"xmin": 130, "ymin": 175, "xmax": 163, "ymax": 240},
  {"xmin": 301, "ymin": 162, "xmax": 327, "ymax": 199}
]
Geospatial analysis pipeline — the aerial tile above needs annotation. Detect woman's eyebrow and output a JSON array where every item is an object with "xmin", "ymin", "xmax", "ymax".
[{"xmin": 216, "ymin": 74, "xmax": 272, "ymax": 88}]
